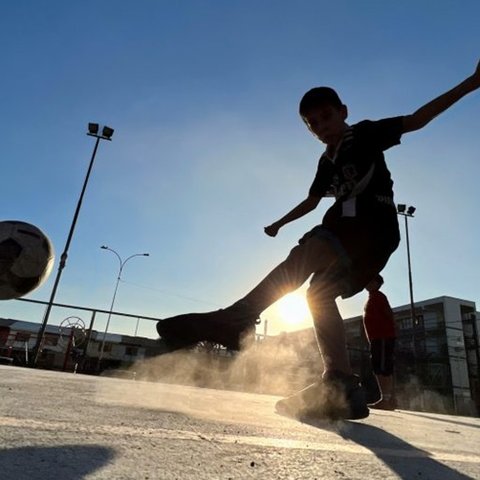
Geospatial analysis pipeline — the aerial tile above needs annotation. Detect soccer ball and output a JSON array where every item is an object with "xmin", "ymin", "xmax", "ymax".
[{"xmin": 0, "ymin": 220, "xmax": 55, "ymax": 300}]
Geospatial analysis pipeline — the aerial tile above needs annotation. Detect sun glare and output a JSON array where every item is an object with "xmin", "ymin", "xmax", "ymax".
[{"xmin": 276, "ymin": 293, "xmax": 311, "ymax": 326}]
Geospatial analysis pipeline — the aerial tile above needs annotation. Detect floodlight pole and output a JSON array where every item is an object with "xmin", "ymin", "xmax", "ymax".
[
  {"xmin": 397, "ymin": 205, "xmax": 417, "ymax": 358},
  {"xmin": 403, "ymin": 214, "xmax": 415, "ymax": 325},
  {"xmin": 31, "ymin": 126, "xmax": 113, "ymax": 367}
]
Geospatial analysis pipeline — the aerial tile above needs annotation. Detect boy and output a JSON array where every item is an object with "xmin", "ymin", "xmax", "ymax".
[
  {"xmin": 363, "ymin": 274, "xmax": 396, "ymax": 410},
  {"xmin": 157, "ymin": 60, "xmax": 480, "ymax": 420}
]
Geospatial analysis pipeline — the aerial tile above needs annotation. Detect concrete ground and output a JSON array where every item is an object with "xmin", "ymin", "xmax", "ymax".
[{"xmin": 1, "ymin": 364, "xmax": 479, "ymax": 480}]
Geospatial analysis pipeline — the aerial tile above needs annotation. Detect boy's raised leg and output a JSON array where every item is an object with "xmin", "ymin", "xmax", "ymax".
[{"xmin": 156, "ymin": 235, "xmax": 342, "ymax": 350}]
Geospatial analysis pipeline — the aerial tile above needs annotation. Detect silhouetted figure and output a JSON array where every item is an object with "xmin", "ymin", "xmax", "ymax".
[
  {"xmin": 157, "ymin": 60, "xmax": 480, "ymax": 420},
  {"xmin": 364, "ymin": 274, "xmax": 396, "ymax": 410}
]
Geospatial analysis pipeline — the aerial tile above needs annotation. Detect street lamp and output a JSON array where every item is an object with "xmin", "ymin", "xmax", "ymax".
[
  {"xmin": 31, "ymin": 124, "xmax": 114, "ymax": 367},
  {"xmin": 397, "ymin": 203, "xmax": 417, "ymax": 338},
  {"xmin": 97, "ymin": 246, "xmax": 149, "ymax": 369}
]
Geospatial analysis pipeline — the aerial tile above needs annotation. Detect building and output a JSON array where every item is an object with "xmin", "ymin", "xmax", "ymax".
[
  {"xmin": 0, "ymin": 317, "xmax": 164, "ymax": 372},
  {"xmin": 344, "ymin": 296, "xmax": 480, "ymax": 416}
]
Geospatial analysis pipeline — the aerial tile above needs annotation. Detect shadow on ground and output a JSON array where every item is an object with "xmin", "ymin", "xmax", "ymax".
[
  {"xmin": 400, "ymin": 410, "xmax": 480, "ymax": 430},
  {"xmin": 0, "ymin": 444, "xmax": 115, "ymax": 480},
  {"xmin": 337, "ymin": 422, "xmax": 473, "ymax": 480},
  {"xmin": 276, "ymin": 407, "xmax": 473, "ymax": 479}
]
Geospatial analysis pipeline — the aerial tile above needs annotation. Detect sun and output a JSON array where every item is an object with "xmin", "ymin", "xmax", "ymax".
[{"xmin": 276, "ymin": 292, "xmax": 311, "ymax": 326}]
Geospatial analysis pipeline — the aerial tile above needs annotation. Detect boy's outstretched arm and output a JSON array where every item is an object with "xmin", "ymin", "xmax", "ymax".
[
  {"xmin": 402, "ymin": 59, "xmax": 480, "ymax": 133},
  {"xmin": 264, "ymin": 195, "xmax": 320, "ymax": 237}
]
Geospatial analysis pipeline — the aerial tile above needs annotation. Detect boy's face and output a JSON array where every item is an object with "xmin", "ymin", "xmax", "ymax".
[{"xmin": 303, "ymin": 104, "xmax": 348, "ymax": 146}]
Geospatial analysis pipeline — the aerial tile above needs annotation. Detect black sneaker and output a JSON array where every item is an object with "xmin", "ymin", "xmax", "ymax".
[
  {"xmin": 156, "ymin": 306, "xmax": 260, "ymax": 352},
  {"xmin": 275, "ymin": 371, "xmax": 369, "ymax": 421}
]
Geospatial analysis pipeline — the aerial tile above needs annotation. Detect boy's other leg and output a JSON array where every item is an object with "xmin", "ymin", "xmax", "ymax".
[
  {"xmin": 276, "ymin": 275, "xmax": 369, "ymax": 420},
  {"xmin": 272, "ymin": 228, "xmax": 375, "ymax": 420},
  {"xmin": 306, "ymin": 276, "xmax": 352, "ymax": 376}
]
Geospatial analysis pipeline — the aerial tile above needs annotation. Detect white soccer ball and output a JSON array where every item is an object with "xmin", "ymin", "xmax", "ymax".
[{"xmin": 0, "ymin": 220, "xmax": 55, "ymax": 300}]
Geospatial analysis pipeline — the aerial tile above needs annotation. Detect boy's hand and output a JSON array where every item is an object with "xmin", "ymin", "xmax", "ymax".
[
  {"xmin": 403, "ymin": 58, "xmax": 480, "ymax": 133},
  {"xmin": 471, "ymin": 59, "xmax": 480, "ymax": 89},
  {"xmin": 264, "ymin": 223, "xmax": 280, "ymax": 237}
]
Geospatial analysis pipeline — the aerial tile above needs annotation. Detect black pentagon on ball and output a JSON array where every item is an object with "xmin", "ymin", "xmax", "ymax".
[
  {"xmin": 5, "ymin": 270, "xmax": 41, "ymax": 295},
  {"xmin": 0, "ymin": 238, "xmax": 23, "ymax": 265},
  {"xmin": 17, "ymin": 228, "xmax": 42, "ymax": 239}
]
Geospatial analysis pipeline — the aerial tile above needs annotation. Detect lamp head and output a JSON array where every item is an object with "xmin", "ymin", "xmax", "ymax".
[
  {"xmin": 397, "ymin": 204, "xmax": 406, "ymax": 214},
  {"xmin": 87, "ymin": 123, "xmax": 114, "ymax": 140},
  {"xmin": 101, "ymin": 245, "xmax": 108, "ymax": 250},
  {"xmin": 88, "ymin": 123, "xmax": 99, "ymax": 135},
  {"xmin": 407, "ymin": 206, "xmax": 416, "ymax": 216},
  {"xmin": 102, "ymin": 126, "xmax": 114, "ymax": 139}
]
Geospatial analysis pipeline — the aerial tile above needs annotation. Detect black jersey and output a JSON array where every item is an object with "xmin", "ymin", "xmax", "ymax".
[
  {"xmin": 307, "ymin": 116, "xmax": 404, "ymax": 297},
  {"xmin": 309, "ymin": 117, "xmax": 403, "ymax": 229}
]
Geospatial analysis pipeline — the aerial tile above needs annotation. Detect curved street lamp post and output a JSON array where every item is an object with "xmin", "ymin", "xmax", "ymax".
[{"xmin": 97, "ymin": 246, "xmax": 149, "ymax": 369}]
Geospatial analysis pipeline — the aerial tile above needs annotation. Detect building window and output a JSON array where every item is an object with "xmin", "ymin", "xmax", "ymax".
[
  {"xmin": 425, "ymin": 337, "xmax": 443, "ymax": 355},
  {"xmin": 423, "ymin": 312, "xmax": 442, "ymax": 330},
  {"xmin": 0, "ymin": 327, "xmax": 9, "ymax": 346},
  {"xmin": 44, "ymin": 334, "xmax": 58, "ymax": 346},
  {"xmin": 15, "ymin": 332, "xmax": 30, "ymax": 342},
  {"xmin": 125, "ymin": 347, "xmax": 138, "ymax": 356},
  {"xmin": 99, "ymin": 343, "xmax": 112, "ymax": 353},
  {"xmin": 425, "ymin": 363, "xmax": 450, "ymax": 387},
  {"xmin": 398, "ymin": 317, "xmax": 412, "ymax": 331}
]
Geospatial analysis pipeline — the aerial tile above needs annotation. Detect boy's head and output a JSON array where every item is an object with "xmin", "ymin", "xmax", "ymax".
[
  {"xmin": 299, "ymin": 87, "xmax": 348, "ymax": 146},
  {"xmin": 299, "ymin": 87, "xmax": 343, "ymax": 114},
  {"xmin": 365, "ymin": 274, "xmax": 384, "ymax": 292}
]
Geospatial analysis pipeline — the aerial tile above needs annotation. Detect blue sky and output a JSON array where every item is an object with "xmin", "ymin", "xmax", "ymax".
[{"xmin": 1, "ymin": 1, "xmax": 479, "ymax": 338}]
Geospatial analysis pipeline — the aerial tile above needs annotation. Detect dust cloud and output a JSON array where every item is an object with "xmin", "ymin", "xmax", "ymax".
[
  {"xmin": 128, "ymin": 335, "xmax": 323, "ymax": 397},
  {"xmin": 95, "ymin": 334, "xmax": 325, "ymax": 422},
  {"xmin": 396, "ymin": 376, "xmax": 455, "ymax": 414}
]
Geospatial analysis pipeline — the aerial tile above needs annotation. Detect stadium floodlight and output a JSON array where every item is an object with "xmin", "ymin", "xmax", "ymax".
[
  {"xmin": 31, "ymin": 123, "xmax": 114, "ymax": 367},
  {"xmin": 87, "ymin": 123, "xmax": 114, "ymax": 141},
  {"xmin": 102, "ymin": 126, "xmax": 114, "ymax": 140},
  {"xmin": 397, "ymin": 204, "xmax": 416, "ymax": 218},
  {"xmin": 88, "ymin": 123, "xmax": 99, "ymax": 135}
]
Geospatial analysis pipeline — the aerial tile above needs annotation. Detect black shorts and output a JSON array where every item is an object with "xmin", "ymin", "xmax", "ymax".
[
  {"xmin": 300, "ymin": 216, "xmax": 399, "ymax": 298},
  {"xmin": 370, "ymin": 338, "xmax": 395, "ymax": 376}
]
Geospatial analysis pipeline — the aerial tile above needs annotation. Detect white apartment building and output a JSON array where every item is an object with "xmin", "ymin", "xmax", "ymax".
[{"xmin": 345, "ymin": 296, "xmax": 479, "ymax": 416}]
